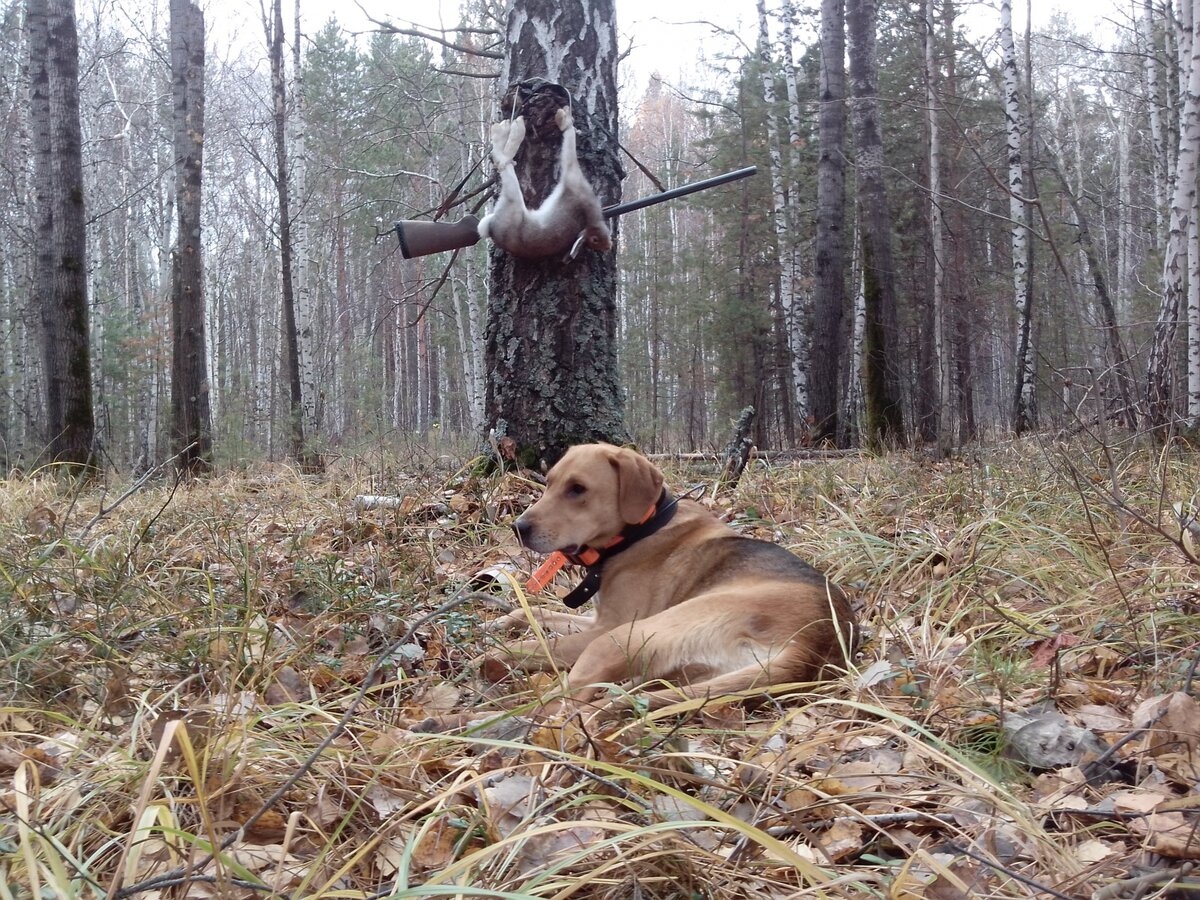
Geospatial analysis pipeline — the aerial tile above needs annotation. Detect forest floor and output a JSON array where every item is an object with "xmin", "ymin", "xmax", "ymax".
[{"xmin": 1, "ymin": 437, "xmax": 1199, "ymax": 899}]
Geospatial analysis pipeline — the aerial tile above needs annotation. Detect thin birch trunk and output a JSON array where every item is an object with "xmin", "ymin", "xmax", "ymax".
[
  {"xmin": 841, "ymin": 208, "xmax": 866, "ymax": 446},
  {"xmin": 292, "ymin": 0, "xmax": 318, "ymax": 440},
  {"xmin": 1144, "ymin": 0, "xmax": 1169, "ymax": 237},
  {"xmin": 1001, "ymin": 0, "xmax": 1036, "ymax": 434},
  {"xmin": 781, "ymin": 0, "xmax": 810, "ymax": 433},
  {"xmin": 757, "ymin": 0, "xmax": 806, "ymax": 431},
  {"xmin": 1117, "ymin": 112, "xmax": 1134, "ymax": 321}
]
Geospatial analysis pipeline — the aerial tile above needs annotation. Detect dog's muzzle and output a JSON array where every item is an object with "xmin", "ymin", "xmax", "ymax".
[{"xmin": 513, "ymin": 517, "xmax": 533, "ymax": 547}]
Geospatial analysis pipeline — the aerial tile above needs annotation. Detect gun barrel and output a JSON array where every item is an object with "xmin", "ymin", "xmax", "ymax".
[{"xmin": 603, "ymin": 165, "xmax": 757, "ymax": 219}]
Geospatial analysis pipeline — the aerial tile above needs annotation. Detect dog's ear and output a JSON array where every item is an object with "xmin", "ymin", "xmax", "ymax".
[{"xmin": 609, "ymin": 448, "xmax": 664, "ymax": 524}]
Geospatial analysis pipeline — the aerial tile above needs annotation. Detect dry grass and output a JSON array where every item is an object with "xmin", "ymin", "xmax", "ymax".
[{"xmin": 1, "ymin": 438, "xmax": 1198, "ymax": 899}]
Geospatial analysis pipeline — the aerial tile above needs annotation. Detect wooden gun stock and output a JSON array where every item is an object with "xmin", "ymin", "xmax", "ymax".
[{"xmin": 394, "ymin": 216, "xmax": 481, "ymax": 259}]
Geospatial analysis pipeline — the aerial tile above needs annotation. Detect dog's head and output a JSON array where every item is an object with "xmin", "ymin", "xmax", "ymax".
[{"xmin": 513, "ymin": 443, "xmax": 664, "ymax": 555}]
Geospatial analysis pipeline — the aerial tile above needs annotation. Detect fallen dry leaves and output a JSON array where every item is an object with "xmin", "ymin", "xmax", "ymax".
[{"xmin": 0, "ymin": 443, "xmax": 1199, "ymax": 898}]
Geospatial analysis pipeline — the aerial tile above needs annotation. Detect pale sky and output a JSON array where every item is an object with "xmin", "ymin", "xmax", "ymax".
[{"xmin": 205, "ymin": 0, "xmax": 1131, "ymax": 98}]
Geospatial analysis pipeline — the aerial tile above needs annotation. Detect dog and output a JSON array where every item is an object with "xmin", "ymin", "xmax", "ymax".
[{"xmin": 488, "ymin": 443, "xmax": 854, "ymax": 712}]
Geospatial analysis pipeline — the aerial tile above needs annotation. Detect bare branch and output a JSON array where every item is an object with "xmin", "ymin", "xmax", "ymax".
[{"xmin": 363, "ymin": 13, "xmax": 504, "ymax": 60}]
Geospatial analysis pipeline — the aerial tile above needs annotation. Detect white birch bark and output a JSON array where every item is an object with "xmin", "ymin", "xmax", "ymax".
[
  {"xmin": 291, "ymin": 0, "xmax": 318, "ymax": 439},
  {"xmin": 1117, "ymin": 112, "xmax": 1134, "ymax": 321},
  {"xmin": 843, "ymin": 211, "xmax": 866, "ymax": 443},
  {"xmin": 1143, "ymin": 0, "xmax": 1169, "ymax": 236},
  {"xmin": 780, "ymin": 0, "xmax": 810, "ymax": 425},
  {"xmin": 757, "ymin": 0, "xmax": 809, "ymax": 421},
  {"xmin": 1148, "ymin": 0, "xmax": 1200, "ymax": 430},
  {"xmin": 1001, "ymin": 0, "xmax": 1036, "ymax": 432}
]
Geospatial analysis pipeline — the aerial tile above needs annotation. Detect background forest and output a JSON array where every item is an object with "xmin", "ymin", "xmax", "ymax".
[{"xmin": 1, "ymin": 0, "xmax": 1197, "ymax": 467}]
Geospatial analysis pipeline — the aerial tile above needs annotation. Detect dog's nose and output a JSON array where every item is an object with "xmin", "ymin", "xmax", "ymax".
[{"xmin": 513, "ymin": 518, "xmax": 532, "ymax": 546}]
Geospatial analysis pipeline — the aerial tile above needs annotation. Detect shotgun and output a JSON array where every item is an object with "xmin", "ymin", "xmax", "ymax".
[{"xmin": 393, "ymin": 165, "xmax": 757, "ymax": 259}]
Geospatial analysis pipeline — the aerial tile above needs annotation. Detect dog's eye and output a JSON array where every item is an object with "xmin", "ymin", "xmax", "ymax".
[{"xmin": 565, "ymin": 483, "xmax": 587, "ymax": 498}]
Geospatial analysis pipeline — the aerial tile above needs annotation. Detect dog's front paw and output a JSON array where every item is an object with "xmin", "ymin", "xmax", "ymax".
[{"xmin": 484, "ymin": 609, "xmax": 529, "ymax": 635}]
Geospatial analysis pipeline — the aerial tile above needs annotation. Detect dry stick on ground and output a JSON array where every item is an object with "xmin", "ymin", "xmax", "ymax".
[
  {"xmin": 113, "ymin": 586, "xmax": 492, "ymax": 899},
  {"xmin": 1093, "ymin": 862, "xmax": 1197, "ymax": 900},
  {"xmin": 76, "ymin": 442, "xmax": 195, "ymax": 542},
  {"xmin": 942, "ymin": 842, "xmax": 1076, "ymax": 900}
]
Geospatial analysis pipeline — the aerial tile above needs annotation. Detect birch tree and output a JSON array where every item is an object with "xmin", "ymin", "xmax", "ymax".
[
  {"xmin": 292, "ymin": 0, "xmax": 317, "ymax": 437},
  {"xmin": 1142, "ymin": 0, "xmax": 1168, "ymax": 236},
  {"xmin": 30, "ymin": 0, "xmax": 95, "ymax": 468},
  {"xmin": 812, "ymin": 0, "xmax": 847, "ymax": 444},
  {"xmin": 169, "ymin": 0, "xmax": 212, "ymax": 473},
  {"xmin": 484, "ymin": 0, "xmax": 627, "ymax": 466},
  {"xmin": 756, "ymin": 0, "xmax": 806, "ymax": 428},
  {"xmin": 1001, "ymin": 0, "xmax": 1037, "ymax": 434},
  {"xmin": 1147, "ymin": 0, "xmax": 1200, "ymax": 433}
]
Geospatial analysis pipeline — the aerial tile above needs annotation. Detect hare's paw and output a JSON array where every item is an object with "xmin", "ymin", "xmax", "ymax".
[
  {"xmin": 554, "ymin": 106, "xmax": 574, "ymax": 132},
  {"xmin": 501, "ymin": 115, "xmax": 527, "ymax": 159}
]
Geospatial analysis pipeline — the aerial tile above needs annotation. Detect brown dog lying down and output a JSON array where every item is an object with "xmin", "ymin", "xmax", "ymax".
[{"xmin": 487, "ymin": 443, "xmax": 854, "ymax": 712}]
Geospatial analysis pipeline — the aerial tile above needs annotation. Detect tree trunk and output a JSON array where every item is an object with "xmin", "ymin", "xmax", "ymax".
[
  {"xmin": 925, "ymin": 0, "xmax": 951, "ymax": 450},
  {"xmin": 30, "ymin": 0, "xmax": 95, "ymax": 470},
  {"xmin": 1001, "ymin": 0, "xmax": 1036, "ymax": 434},
  {"xmin": 840, "ymin": 208, "xmax": 866, "ymax": 446},
  {"xmin": 267, "ymin": 0, "xmax": 320, "ymax": 470},
  {"xmin": 1147, "ymin": 0, "xmax": 1200, "ymax": 434},
  {"xmin": 1144, "ymin": 0, "xmax": 1169, "ymax": 238},
  {"xmin": 846, "ymin": 0, "xmax": 905, "ymax": 450},
  {"xmin": 756, "ymin": 0, "xmax": 805, "ymax": 435},
  {"xmin": 483, "ymin": 1, "xmax": 626, "ymax": 469},
  {"xmin": 169, "ymin": 0, "xmax": 213, "ymax": 474},
  {"xmin": 292, "ymin": 0, "xmax": 318, "ymax": 441},
  {"xmin": 811, "ymin": 0, "xmax": 847, "ymax": 444},
  {"xmin": 1190, "ymin": 186, "xmax": 1200, "ymax": 426}
]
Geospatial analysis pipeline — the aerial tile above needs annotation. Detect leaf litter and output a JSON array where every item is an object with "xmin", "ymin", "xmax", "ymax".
[{"xmin": 0, "ymin": 441, "xmax": 1198, "ymax": 897}]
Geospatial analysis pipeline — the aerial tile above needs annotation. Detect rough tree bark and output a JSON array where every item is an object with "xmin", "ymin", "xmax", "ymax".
[
  {"xmin": 169, "ymin": 0, "xmax": 213, "ymax": 474},
  {"xmin": 1001, "ymin": 0, "xmax": 1037, "ymax": 434},
  {"xmin": 846, "ymin": 0, "xmax": 905, "ymax": 450},
  {"xmin": 812, "ymin": 0, "xmax": 847, "ymax": 445},
  {"xmin": 484, "ymin": 0, "xmax": 626, "ymax": 469},
  {"xmin": 30, "ymin": 0, "xmax": 95, "ymax": 469}
]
